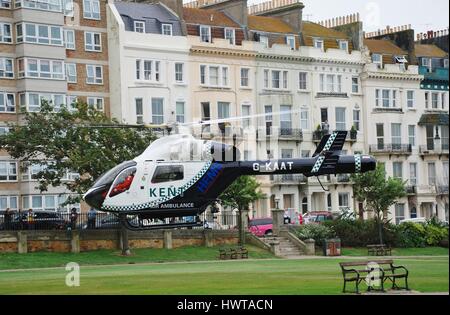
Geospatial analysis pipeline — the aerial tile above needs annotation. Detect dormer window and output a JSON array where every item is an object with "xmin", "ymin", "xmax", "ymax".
[
  {"xmin": 134, "ymin": 21, "xmax": 145, "ymax": 33},
  {"xmin": 395, "ymin": 56, "xmax": 408, "ymax": 71},
  {"xmin": 260, "ymin": 35, "xmax": 268, "ymax": 48},
  {"xmin": 314, "ymin": 38, "xmax": 324, "ymax": 51},
  {"xmin": 372, "ymin": 53, "xmax": 382, "ymax": 67},
  {"xmin": 224, "ymin": 28, "xmax": 235, "ymax": 45},
  {"xmin": 286, "ymin": 35, "xmax": 295, "ymax": 50},
  {"xmin": 395, "ymin": 56, "xmax": 408, "ymax": 64},
  {"xmin": 421, "ymin": 57, "xmax": 431, "ymax": 71},
  {"xmin": 338, "ymin": 40, "xmax": 348, "ymax": 52},
  {"xmin": 200, "ymin": 25, "xmax": 211, "ymax": 43},
  {"xmin": 162, "ymin": 24, "xmax": 172, "ymax": 36}
]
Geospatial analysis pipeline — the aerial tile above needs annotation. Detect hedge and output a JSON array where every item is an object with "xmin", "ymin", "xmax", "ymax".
[{"xmin": 293, "ymin": 219, "xmax": 448, "ymax": 248}]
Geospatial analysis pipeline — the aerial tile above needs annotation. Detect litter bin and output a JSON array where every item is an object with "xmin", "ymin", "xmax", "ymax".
[{"xmin": 323, "ymin": 238, "xmax": 341, "ymax": 256}]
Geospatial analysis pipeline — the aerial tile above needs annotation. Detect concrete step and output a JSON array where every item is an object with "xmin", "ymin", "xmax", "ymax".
[{"xmin": 259, "ymin": 235, "xmax": 306, "ymax": 256}]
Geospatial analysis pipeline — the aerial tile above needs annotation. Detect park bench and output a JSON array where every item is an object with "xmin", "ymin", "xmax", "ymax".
[
  {"xmin": 339, "ymin": 260, "xmax": 409, "ymax": 294},
  {"xmin": 367, "ymin": 244, "xmax": 392, "ymax": 256},
  {"xmin": 218, "ymin": 247, "xmax": 248, "ymax": 260}
]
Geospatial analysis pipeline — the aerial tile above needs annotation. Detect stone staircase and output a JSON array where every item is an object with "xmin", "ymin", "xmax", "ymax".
[{"xmin": 262, "ymin": 236, "xmax": 305, "ymax": 257}]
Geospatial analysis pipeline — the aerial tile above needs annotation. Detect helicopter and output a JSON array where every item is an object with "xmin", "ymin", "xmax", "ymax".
[{"xmin": 83, "ymin": 115, "xmax": 377, "ymax": 230}]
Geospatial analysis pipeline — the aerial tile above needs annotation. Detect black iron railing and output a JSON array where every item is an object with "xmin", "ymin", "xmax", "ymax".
[
  {"xmin": 279, "ymin": 128, "xmax": 303, "ymax": 141},
  {"xmin": 369, "ymin": 144, "xmax": 412, "ymax": 154},
  {"xmin": 419, "ymin": 145, "xmax": 450, "ymax": 154},
  {"xmin": 0, "ymin": 212, "xmax": 240, "ymax": 231}
]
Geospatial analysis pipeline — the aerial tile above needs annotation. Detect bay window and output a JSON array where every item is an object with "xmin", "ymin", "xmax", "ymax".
[
  {"xmin": 19, "ymin": 92, "xmax": 66, "ymax": 112},
  {"xmin": 136, "ymin": 59, "xmax": 160, "ymax": 83},
  {"xmin": 0, "ymin": 161, "xmax": 17, "ymax": 181},
  {"xmin": 199, "ymin": 65, "xmax": 229, "ymax": 87},
  {"xmin": 64, "ymin": 29, "xmax": 75, "ymax": 49},
  {"xmin": 65, "ymin": 63, "xmax": 76, "ymax": 83},
  {"xmin": 0, "ymin": 23, "xmax": 12, "ymax": 44},
  {"xmin": 16, "ymin": 23, "xmax": 63, "ymax": 46},
  {"xmin": 18, "ymin": 58, "xmax": 64, "ymax": 79},
  {"xmin": 0, "ymin": 92, "xmax": 15, "ymax": 113},
  {"xmin": 0, "ymin": 196, "xmax": 18, "ymax": 211},
  {"xmin": 15, "ymin": 0, "xmax": 63, "ymax": 12}
]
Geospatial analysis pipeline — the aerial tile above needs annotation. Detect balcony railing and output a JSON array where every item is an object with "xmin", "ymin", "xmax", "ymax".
[
  {"xmin": 437, "ymin": 185, "xmax": 449, "ymax": 195},
  {"xmin": 336, "ymin": 174, "xmax": 351, "ymax": 183},
  {"xmin": 272, "ymin": 174, "xmax": 308, "ymax": 184},
  {"xmin": 405, "ymin": 185, "xmax": 417, "ymax": 195},
  {"xmin": 278, "ymin": 128, "xmax": 303, "ymax": 141},
  {"xmin": 419, "ymin": 144, "xmax": 449, "ymax": 155},
  {"xmin": 369, "ymin": 144, "xmax": 412, "ymax": 155},
  {"xmin": 417, "ymin": 185, "xmax": 437, "ymax": 195},
  {"xmin": 313, "ymin": 130, "xmax": 357, "ymax": 142},
  {"xmin": 316, "ymin": 92, "xmax": 348, "ymax": 98},
  {"xmin": 419, "ymin": 66, "xmax": 449, "ymax": 81}
]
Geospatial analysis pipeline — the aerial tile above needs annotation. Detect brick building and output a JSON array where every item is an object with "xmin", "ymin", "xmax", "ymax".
[{"xmin": 0, "ymin": 0, "xmax": 110, "ymax": 213}]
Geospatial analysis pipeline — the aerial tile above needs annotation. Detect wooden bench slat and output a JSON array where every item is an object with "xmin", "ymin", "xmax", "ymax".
[{"xmin": 340, "ymin": 260, "xmax": 394, "ymax": 267}]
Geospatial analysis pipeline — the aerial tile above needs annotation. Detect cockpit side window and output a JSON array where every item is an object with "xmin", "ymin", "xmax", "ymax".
[{"xmin": 151, "ymin": 165, "xmax": 184, "ymax": 183}]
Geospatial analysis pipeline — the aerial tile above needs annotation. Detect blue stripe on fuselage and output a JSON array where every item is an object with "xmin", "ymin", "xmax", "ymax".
[{"xmin": 196, "ymin": 163, "xmax": 223, "ymax": 193}]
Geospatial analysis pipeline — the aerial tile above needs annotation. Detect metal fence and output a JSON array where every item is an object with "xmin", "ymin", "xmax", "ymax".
[{"xmin": 0, "ymin": 211, "xmax": 240, "ymax": 231}]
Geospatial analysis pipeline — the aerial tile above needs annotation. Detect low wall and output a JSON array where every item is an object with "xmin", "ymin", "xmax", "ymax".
[{"xmin": 0, "ymin": 229, "xmax": 239, "ymax": 253}]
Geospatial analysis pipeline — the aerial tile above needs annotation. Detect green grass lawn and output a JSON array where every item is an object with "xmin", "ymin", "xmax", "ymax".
[
  {"xmin": 0, "ymin": 245, "xmax": 275, "ymax": 270},
  {"xmin": 0, "ymin": 256, "xmax": 447, "ymax": 295},
  {"xmin": 341, "ymin": 247, "xmax": 449, "ymax": 257}
]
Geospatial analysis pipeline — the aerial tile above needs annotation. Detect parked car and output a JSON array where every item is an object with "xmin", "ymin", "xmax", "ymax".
[
  {"xmin": 0, "ymin": 211, "xmax": 68, "ymax": 230},
  {"xmin": 303, "ymin": 211, "xmax": 333, "ymax": 224},
  {"xmin": 248, "ymin": 218, "xmax": 273, "ymax": 237},
  {"xmin": 285, "ymin": 212, "xmax": 303, "ymax": 225}
]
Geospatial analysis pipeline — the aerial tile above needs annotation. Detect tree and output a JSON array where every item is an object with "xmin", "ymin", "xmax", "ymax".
[
  {"xmin": 219, "ymin": 176, "xmax": 266, "ymax": 245},
  {"xmin": 0, "ymin": 100, "xmax": 155, "ymax": 205},
  {"xmin": 351, "ymin": 164, "xmax": 406, "ymax": 244}
]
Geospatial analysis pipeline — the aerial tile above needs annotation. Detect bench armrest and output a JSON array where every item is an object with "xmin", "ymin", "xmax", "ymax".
[
  {"xmin": 342, "ymin": 268, "xmax": 360, "ymax": 278},
  {"xmin": 391, "ymin": 265, "xmax": 408, "ymax": 275}
]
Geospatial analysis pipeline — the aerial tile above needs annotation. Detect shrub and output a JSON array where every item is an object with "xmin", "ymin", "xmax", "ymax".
[
  {"xmin": 294, "ymin": 224, "xmax": 335, "ymax": 245},
  {"xmin": 323, "ymin": 219, "xmax": 398, "ymax": 247},
  {"xmin": 395, "ymin": 222, "xmax": 426, "ymax": 248},
  {"xmin": 323, "ymin": 218, "xmax": 449, "ymax": 248},
  {"xmin": 424, "ymin": 224, "xmax": 448, "ymax": 246}
]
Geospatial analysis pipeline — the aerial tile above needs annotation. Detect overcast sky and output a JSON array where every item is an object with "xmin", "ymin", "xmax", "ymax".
[{"xmin": 244, "ymin": 0, "xmax": 449, "ymax": 34}]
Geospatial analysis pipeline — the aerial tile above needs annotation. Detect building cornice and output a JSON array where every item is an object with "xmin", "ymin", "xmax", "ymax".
[
  {"xmin": 364, "ymin": 72, "xmax": 424, "ymax": 81},
  {"xmin": 190, "ymin": 47, "xmax": 257, "ymax": 58},
  {"xmin": 256, "ymin": 53, "xmax": 364, "ymax": 66}
]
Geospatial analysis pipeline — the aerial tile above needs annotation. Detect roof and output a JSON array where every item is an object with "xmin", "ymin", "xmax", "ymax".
[
  {"xmin": 247, "ymin": 15, "xmax": 294, "ymax": 33},
  {"xmin": 182, "ymin": 7, "xmax": 240, "ymax": 28},
  {"xmin": 418, "ymin": 113, "xmax": 449, "ymax": 126},
  {"xmin": 114, "ymin": 2, "xmax": 183, "ymax": 36},
  {"xmin": 364, "ymin": 39, "xmax": 407, "ymax": 55},
  {"xmin": 415, "ymin": 44, "xmax": 448, "ymax": 58},
  {"xmin": 302, "ymin": 21, "xmax": 350, "ymax": 39}
]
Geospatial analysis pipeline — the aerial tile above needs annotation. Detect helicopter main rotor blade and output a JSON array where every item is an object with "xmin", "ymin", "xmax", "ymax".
[{"xmin": 46, "ymin": 109, "xmax": 302, "ymax": 129}]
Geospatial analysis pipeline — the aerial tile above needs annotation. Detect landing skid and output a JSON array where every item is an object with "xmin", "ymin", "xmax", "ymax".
[{"xmin": 119, "ymin": 214, "xmax": 204, "ymax": 231}]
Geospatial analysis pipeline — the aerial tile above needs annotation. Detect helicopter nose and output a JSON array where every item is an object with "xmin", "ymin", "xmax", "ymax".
[
  {"xmin": 83, "ymin": 186, "xmax": 108, "ymax": 209},
  {"xmin": 361, "ymin": 155, "xmax": 377, "ymax": 173}
]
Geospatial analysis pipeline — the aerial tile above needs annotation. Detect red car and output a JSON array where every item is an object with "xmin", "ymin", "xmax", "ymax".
[{"xmin": 248, "ymin": 218, "xmax": 273, "ymax": 237}]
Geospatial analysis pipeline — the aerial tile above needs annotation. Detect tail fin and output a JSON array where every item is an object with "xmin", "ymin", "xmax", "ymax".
[
  {"xmin": 313, "ymin": 131, "xmax": 347, "ymax": 157},
  {"xmin": 309, "ymin": 131, "xmax": 348, "ymax": 176}
]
